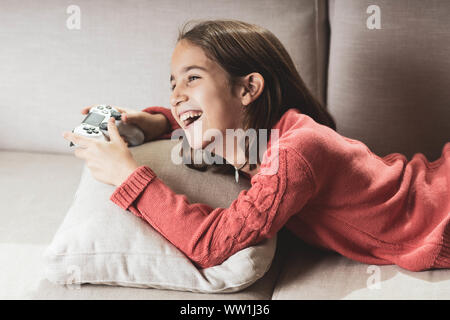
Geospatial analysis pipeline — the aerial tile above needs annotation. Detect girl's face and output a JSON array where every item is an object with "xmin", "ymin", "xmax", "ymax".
[{"xmin": 170, "ymin": 40, "xmax": 245, "ymax": 150}]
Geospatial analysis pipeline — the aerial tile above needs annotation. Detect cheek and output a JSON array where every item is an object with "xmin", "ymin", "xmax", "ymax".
[
  {"xmin": 196, "ymin": 83, "xmax": 242, "ymax": 130},
  {"xmin": 206, "ymin": 112, "xmax": 228, "ymax": 129},
  {"xmin": 204, "ymin": 100, "xmax": 241, "ymax": 129}
]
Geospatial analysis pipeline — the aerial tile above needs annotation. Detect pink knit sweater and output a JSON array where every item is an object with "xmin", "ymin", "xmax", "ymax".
[{"xmin": 110, "ymin": 106, "xmax": 450, "ymax": 271}]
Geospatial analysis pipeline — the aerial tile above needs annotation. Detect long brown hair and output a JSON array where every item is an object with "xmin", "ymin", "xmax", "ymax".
[{"xmin": 176, "ymin": 19, "xmax": 336, "ymax": 174}]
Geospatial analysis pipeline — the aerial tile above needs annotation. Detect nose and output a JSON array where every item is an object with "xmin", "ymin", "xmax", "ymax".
[{"xmin": 170, "ymin": 86, "xmax": 188, "ymax": 108}]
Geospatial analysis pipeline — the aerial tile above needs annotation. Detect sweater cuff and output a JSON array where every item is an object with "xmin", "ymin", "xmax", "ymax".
[{"xmin": 110, "ymin": 165, "xmax": 157, "ymax": 210}]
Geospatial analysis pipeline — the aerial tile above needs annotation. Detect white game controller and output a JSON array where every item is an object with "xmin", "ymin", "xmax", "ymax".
[{"xmin": 70, "ymin": 105, "xmax": 145, "ymax": 147}]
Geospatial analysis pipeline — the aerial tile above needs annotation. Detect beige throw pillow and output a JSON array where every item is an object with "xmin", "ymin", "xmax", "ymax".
[{"xmin": 44, "ymin": 140, "xmax": 277, "ymax": 293}]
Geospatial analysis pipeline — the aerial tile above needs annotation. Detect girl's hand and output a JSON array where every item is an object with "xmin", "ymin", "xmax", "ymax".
[
  {"xmin": 63, "ymin": 117, "xmax": 139, "ymax": 187},
  {"xmin": 81, "ymin": 105, "xmax": 170, "ymax": 142}
]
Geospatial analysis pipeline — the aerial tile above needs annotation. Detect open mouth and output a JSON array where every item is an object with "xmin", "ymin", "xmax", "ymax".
[{"xmin": 180, "ymin": 111, "xmax": 203, "ymax": 128}]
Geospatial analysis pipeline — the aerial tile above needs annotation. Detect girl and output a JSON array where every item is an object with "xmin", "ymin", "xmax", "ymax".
[{"xmin": 63, "ymin": 20, "xmax": 450, "ymax": 272}]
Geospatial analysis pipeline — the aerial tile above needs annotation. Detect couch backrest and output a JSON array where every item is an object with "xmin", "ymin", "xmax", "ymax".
[
  {"xmin": 0, "ymin": 0, "xmax": 329, "ymax": 154},
  {"xmin": 327, "ymin": 0, "xmax": 450, "ymax": 161}
]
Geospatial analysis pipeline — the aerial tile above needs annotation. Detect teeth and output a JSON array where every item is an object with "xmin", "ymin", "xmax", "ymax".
[{"xmin": 180, "ymin": 111, "xmax": 203, "ymax": 122}]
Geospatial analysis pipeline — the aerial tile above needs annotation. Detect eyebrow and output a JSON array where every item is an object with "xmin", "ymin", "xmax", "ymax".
[{"xmin": 170, "ymin": 65, "xmax": 208, "ymax": 82}]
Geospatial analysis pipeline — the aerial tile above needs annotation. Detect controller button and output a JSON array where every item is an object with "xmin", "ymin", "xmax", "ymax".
[
  {"xmin": 106, "ymin": 105, "xmax": 112, "ymax": 109},
  {"xmin": 99, "ymin": 123, "xmax": 108, "ymax": 130},
  {"xmin": 102, "ymin": 110, "xmax": 108, "ymax": 114},
  {"xmin": 98, "ymin": 106, "xmax": 104, "ymax": 110}
]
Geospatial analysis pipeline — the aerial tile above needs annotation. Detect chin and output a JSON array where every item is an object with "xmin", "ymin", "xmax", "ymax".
[
  {"xmin": 186, "ymin": 139, "xmax": 203, "ymax": 150},
  {"xmin": 186, "ymin": 137, "xmax": 211, "ymax": 150},
  {"xmin": 183, "ymin": 119, "xmax": 209, "ymax": 150}
]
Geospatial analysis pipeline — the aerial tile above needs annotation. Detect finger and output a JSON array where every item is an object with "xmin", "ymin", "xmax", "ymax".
[
  {"xmin": 81, "ymin": 105, "xmax": 95, "ymax": 115},
  {"xmin": 116, "ymin": 108, "xmax": 133, "ymax": 124},
  {"xmin": 73, "ymin": 146, "xmax": 88, "ymax": 159},
  {"xmin": 121, "ymin": 113, "xmax": 129, "ymax": 123},
  {"xmin": 107, "ymin": 117, "xmax": 122, "ymax": 143},
  {"xmin": 114, "ymin": 106, "xmax": 127, "ymax": 113},
  {"xmin": 62, "ymin": 131, "xmax": 91, "ymax": 148},
  {"xmin": 121, "ymin": 112, "xmax": 140, "ymax": 124}
]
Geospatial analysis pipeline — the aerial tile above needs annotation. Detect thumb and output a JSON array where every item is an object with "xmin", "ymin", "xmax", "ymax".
[
  {"xmin": 121, "ymin": 113, "xmax": 130, "ymax": 123},
  {"xmin": 107, "ymin": 117, "xmax": 122, "ymax": 143},
  {"xmin": 121, "ymin": 112, "xmax": 137, "ymax": 124}
]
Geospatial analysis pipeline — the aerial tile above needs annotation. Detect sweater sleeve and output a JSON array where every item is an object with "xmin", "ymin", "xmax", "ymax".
[
  {"xmin": 142, "ymin": 106, "xmax": 181, "ymax": 140},
  {"xmin": 110, "ymin": 147, "xmax": 316, "ymax": 268}
]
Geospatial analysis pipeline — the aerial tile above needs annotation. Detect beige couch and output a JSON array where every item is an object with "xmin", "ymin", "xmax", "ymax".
[{"xmin": 1, "ymin": 0, "xmax": 449, "ymax": 299}]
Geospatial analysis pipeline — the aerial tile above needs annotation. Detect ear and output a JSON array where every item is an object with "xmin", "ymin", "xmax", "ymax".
[{"xmin": 238, "ymin": 73, "xmax": 264, "ymax": 106}]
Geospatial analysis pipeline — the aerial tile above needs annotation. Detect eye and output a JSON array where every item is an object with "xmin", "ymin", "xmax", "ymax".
[
  {"xmin": 188, "ymin": 75, "xmax": 200, "ymax": 82},
  {"xmin": 171, "ymin": 76, "xmax": 200, "ymax": 91}
]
